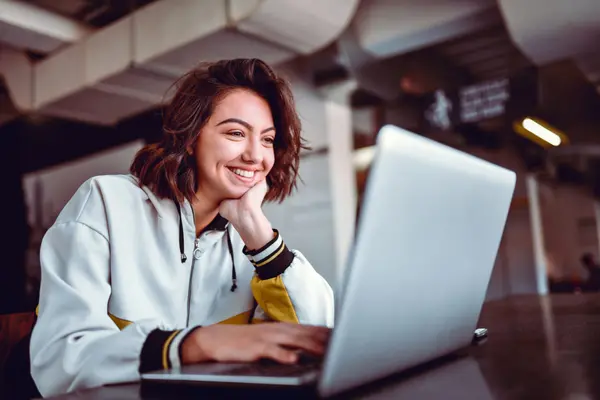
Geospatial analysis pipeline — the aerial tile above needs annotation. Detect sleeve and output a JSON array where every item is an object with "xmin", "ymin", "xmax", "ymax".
[
  {"xmin": 243, "ymin": 230, "xmax": 334, "ymax": 327},
  {"xmin": 30, "ymin": 222, "xmax": 192, "ymax": 397}
]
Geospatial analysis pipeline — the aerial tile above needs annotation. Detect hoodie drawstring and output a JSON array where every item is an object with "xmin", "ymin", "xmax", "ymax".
[
  {"xmin": 174, "ymin": 200, "xmax": 237, "ymax": 292},
  {"xmin": 226, "ymin": 230, "xmax": 238, "ymax": 292},
  {"xmin": 174, "ymin": 201, "xmax": 187, "ymax": 263}
]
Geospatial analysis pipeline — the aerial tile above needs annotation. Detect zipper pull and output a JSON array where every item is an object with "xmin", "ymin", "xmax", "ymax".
[{"xmin": 193, "ymin": 238, "xmax": 203, "ymax": 259}]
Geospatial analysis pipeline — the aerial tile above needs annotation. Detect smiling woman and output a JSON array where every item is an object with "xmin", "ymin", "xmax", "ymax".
[
  {"xmin": 29, "ymin": 59, "xmax": 335, "ymax": 398},
  {"xmin": 132, "ymin": 59, "xmax": 305, "ymax": 205}
]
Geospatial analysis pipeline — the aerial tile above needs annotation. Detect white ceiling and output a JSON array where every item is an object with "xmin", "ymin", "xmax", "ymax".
[
  {"xmin": 0, "ymin": 0, "xmax": 359, "ymax": 125},
  {"xmin": 2, "ymin": 0, "xmax": 600, "ymax": 128}
]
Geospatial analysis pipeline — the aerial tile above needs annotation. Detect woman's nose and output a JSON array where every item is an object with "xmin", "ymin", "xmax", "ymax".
[{"xmin": 241, "ymin": 138, "xmax": 262, "ymax": 164}]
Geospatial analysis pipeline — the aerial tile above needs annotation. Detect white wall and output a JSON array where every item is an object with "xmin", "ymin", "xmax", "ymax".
[
  {"xmin": 23, "ymin": 140, "xmax": 144, "ymax": 282},
  {"xmin": 23, "ymin": 140, "xmax": 144, "ymax": 227},
  {"xmin": 325, "ymin": 98, "xmax": 356, "ymax": 284},
  {"xmin": 281, "ymin": 65, "xmax": 329, "ymax": 150}
]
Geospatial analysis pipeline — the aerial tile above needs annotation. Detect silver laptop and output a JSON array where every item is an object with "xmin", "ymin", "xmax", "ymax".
[{"xmin": 141, "ymin": 124, "xmax": 516, "ymax": 397}]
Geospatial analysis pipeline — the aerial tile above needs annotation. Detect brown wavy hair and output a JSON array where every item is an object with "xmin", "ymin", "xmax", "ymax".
[{"xmin": 130, "ymin": 58, "xmax": 307, "ymax": 204}]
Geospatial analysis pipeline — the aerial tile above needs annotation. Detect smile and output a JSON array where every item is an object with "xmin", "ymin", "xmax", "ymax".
[{"xmin": 228, "ymin": 168, "xmax": 256, "ymax": 179}]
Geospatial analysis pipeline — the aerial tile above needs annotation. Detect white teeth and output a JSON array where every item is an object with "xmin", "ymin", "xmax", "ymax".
[{"xmin": 231, "ymin": 168, "xmax": 254, "ymax": 178}]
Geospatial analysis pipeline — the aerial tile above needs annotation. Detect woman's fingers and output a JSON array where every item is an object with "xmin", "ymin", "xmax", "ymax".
[
  {"xmin": 265, "ymin": 324, "xmax": 331, "ymax": 355},
  {"xmin": 261, "ymin": 343, "xmax": 298, "ymax": 364},
  {"xmin": 282, "ymin": 323, "xmax": 332, "ymax": 347}
]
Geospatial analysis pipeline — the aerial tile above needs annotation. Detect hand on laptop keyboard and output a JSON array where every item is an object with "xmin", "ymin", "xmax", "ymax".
[{"xmin": 181, "ymin": 322, "xmax": 331, "ymax": 366}]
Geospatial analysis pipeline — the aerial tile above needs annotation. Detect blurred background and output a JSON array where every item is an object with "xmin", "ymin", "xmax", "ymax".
[{"xmin": 2, "ymin": 0, "xmax": 600, "ymax": 314}]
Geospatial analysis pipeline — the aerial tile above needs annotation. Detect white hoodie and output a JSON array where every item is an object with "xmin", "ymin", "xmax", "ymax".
[{"xmin": 30, "ymin": 174, "xmax": 334, "ymax": 397}]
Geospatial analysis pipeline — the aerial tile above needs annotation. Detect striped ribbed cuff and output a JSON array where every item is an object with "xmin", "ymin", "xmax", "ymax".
[
  {"xmin": 243, "ymin": 230, "xmax": 295, "ymax": 280},
  {"xmin": 139, "ymin": 329, "xmax": 181, "ymax": 373}
]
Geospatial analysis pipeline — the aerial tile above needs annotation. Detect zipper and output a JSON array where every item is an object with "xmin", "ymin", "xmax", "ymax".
[
  {"xmin": 186, "ymin": 200, "xmax": 198, "ymax": 328},
  {"xmin": 186, "ymin": 237, "xmax": 200, "ymax": 326}
]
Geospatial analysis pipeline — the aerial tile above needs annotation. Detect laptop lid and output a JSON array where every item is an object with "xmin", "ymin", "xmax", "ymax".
[{"xmin": 318, "ymin": 125, "xmax": 516, "ymax": 397}]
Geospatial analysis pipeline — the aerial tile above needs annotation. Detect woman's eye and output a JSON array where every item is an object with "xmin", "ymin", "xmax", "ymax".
[
  {"xmin": 263, "ymin": 137, "xmax": 275, "ymax": 145},
  {"xmin": 227, "ymin": 131, "xmax": 244, "ymax": 138}
]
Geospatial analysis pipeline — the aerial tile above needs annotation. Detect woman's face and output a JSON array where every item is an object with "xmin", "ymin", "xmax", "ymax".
[{"xmin": 194, "ymin": 89, "xmax": 276, "ymax": 202}]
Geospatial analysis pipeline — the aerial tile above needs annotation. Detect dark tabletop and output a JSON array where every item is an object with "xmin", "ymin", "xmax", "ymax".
[{"xmin": 44, "ymin": 294, "xmax": 600, "ymax": 399}]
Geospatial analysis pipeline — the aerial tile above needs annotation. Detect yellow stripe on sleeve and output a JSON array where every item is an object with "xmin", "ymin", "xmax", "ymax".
[
  {"xmin": 251, "ymin": 275, "xmax": 299, "ymax": 323},
  {"xmin": 162, "ymin": 330, "xmax": 181, "ymax": 370}
]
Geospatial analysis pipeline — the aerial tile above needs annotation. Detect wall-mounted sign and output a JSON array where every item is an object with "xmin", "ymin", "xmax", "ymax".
[
  {"xmin": 422, "ymin": 69, "xmax": 537, "ymax": 132},
  {"xmin": 459, "ymin": 78, "xmax": 509, "ymax": 123}
]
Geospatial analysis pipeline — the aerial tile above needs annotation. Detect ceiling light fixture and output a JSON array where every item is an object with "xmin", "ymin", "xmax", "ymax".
[{"xmin": 521, "ymin": 117, "xmax": 562, "ymax": 146}]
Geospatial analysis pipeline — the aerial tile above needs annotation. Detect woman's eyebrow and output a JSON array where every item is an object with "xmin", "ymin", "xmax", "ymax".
[
  {"xmin": 216, "ymin": 118, "xmax": 274, "ymax": 134},
  {"xmin": 217, "ymin": 118, "xmax": 252, "ymax": 130}
]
